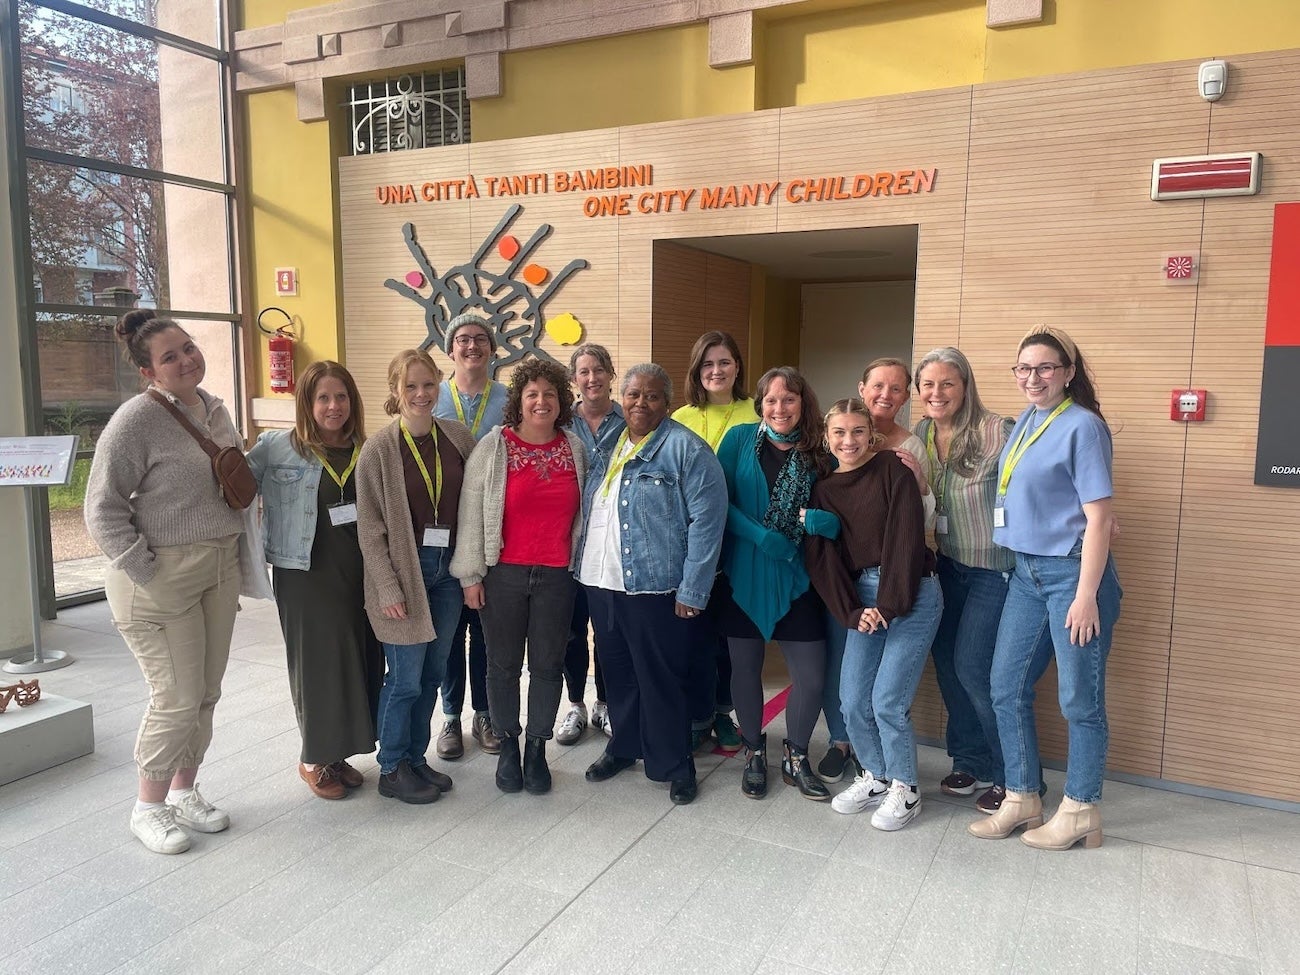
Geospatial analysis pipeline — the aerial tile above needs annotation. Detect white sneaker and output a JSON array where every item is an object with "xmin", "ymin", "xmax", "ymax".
[
  {"xmin": 130, "ymin": 804, "xmax": 191, "ymax": 855},
  {"xmin": 591, "ymin": 702, "xmax": 613, "ymax": 738},
  {"xmin": 556, "ymin": 703, "xmax": 589, "ymax": 745},
  {"xmin": 870, "ymin": 780, "xmax": 922, "ymax": 832},
  {"xmin": 831, "ymin": 771, "xmax": 890, "ymax": 814},
  {"xmin": 166, "ymin": 785, "xmax": 229, "ymax": 834}
]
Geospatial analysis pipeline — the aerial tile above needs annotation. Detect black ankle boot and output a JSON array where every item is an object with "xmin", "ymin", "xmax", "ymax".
[
  {"xmin": 741, "ymin": 733, "xmax": 767, "ymax": 799},
  {"xmin": 496, "ymin": 735, "xmax": 523, "ymax": 793},
  {"xmin": 782, "ymin": 739, "xmax": 830, "ymax": 801},
  {"xmin": 522, "ymin": 736, "xmax": 552, "ymax": 794}
]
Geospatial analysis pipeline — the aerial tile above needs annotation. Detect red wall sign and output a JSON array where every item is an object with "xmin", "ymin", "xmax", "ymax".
[{"xmin": 1151, "ymin": 152, "xmax": 1261, "ymax": 200}]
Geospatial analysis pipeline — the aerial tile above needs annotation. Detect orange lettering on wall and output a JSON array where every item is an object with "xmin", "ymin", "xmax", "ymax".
[
  {"xmin": 872, "ymin": 173, "xmax": 894, "ymax": 196},
  {"xmin": 914, "ymin": 168, "xmax": 936, "ymax": 193},
  {"xmin": 785, "ymin": 179, "xmax": 805, "ymax": 203},
  {"xmin": 894, "ymin": 169, "xmax": 915, "ymax": 194}
]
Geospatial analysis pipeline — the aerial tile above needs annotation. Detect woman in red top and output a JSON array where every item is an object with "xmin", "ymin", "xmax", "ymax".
[{"xmin": 451, "ymin": 359, "xmax": 588, "ymax": 794}]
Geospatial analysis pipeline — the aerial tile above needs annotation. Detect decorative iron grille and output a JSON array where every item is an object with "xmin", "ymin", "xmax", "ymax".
[{"xmin": 347, "ymin": 69, "xmax": 470, "ymax": 155}]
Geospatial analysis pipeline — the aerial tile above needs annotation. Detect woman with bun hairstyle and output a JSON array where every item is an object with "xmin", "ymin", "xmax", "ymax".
[
  {"xmin": 452, "ymin": 358, "xmax": 587, "ymax": 795},
  {"xmin": 969, "ymin": 325, "xmax": 1121, "ymax": 851},
  {"xmin": 356, "ymin": 349, "xmax": 476, "ymax": 804},
  {"xmin": 246, "ymin": 361, "xmax": 381, "ymax": 800},
  {"xmin": 86, "ymin": 310, "xmax": 270, "ymax": 855},
  {"xmin": 671, "ymin": 330, "xmax": 752, "ymax": 754}
]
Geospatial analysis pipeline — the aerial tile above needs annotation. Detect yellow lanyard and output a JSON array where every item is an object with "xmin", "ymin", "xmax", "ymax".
[
  {"xmin": 998, "ymin": 398, "xmax": 1072, "ymax": 497},
  {"xmin": 401, "ymin": 420, "xmax": 443, "ymax": 510},
  {"xmin": 924, "ymin": 422, "xmax": 948, "ymax": 512},
  {"xmin": 600, "ymin": 428, "xmax": 656, "ymax": 498},
  {"xmin": 450, "ymin": 379, "xmax": 492, "ymax": 436},
  {"xmin": 313, "ymin": 443, "xmax": 359, "ymax": 491},
  {"xmin": 702, "ymin": 401, "xmax": 739, "ymax": 451}
]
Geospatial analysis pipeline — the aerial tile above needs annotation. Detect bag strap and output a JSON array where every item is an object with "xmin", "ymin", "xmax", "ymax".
[{"xmin": 147, "ymin": 388, "xmax": 221, "ymax": 460}]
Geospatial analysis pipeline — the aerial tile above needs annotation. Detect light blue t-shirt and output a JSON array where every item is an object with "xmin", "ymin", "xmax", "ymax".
[
  {"xmin": 434, "ymin": 378, "xmax": 509, "ymax": 442},
  {"xmin": 992, "ymin": 402, "xmax": 1113, "ymax": 557}
]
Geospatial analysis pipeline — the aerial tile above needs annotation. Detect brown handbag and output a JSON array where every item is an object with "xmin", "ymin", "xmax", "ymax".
[{"xmin": 148, "ymin": 388, "xmax": 258, "ymax": 510}]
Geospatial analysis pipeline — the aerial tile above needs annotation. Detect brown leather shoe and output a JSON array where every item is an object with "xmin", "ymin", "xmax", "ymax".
[
  {"xmin": 329, "ymin": 761, "xmax": 364, "ymax": 789},
  {"xmin": 472, "ymin": 711, "xmax": 502, "ymax": 755},
  {"xmin": 299, "ymin": 763, "xmax": 346, "ymax": 800},
  {"xmin": 435, "ymin": 718, "xmax": 465, "ymax": 760}
]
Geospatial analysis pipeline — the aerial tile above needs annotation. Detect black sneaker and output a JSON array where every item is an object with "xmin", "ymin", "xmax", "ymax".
[
  {"xmin": 817, "ymin": 746, "xmax": 850, "ymax": 784},
  {"xmin": 940, "ymin": 771, "xmax": 993, "ymax": 797}
]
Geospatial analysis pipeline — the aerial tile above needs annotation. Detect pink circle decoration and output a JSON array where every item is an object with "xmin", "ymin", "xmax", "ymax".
[
  {"xmin": 498, "ymin": 236, "xmax": 521, "ymax": 261},
  {"xmin": 405, "ymin": 271, "xmax": 426, "ymax": 288}
]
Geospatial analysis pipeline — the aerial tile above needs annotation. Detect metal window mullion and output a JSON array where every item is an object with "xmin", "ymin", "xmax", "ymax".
[
  {"xmin": 26, "ymin": 146, "xmax": 234, "ymax": 194},
  {"xmin": 29, "ymin": 0, "xmax": 225, "ymax": 60},
  {"xmin": 35, "ymin": 302, "xmax": 239, "ymax": 322}
]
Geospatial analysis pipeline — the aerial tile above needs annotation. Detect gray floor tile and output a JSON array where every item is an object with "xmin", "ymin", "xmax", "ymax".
[
  {"xmin": 743, "ymin": 778, "xmax": 853, "ymax": 856},
  {"xmin": 0, "ymin": 872, "xmax": 121, "ymax": 953},
  {"xmin": 628, "ymin": 932, "xmax": 764, "ymax": 974},
  {"xmin": 1103, "ymin": 780, "xmax": 1247, "ymax": 861},
  {"xmin": 0, "ymin": 894, "xmax": 186, "ymax": 975},
  {"xmin": 108, "ymin": 919, "xmax": 265, "ymax": 975},
  {"xmin": 1248, "ymin": 864, "xmax": 1300, "ymax": 975},
  {"xmin": 1011, "ymin": 910, "xmax": 1138, "ymax": 974},
  {"xmin": 752, "ymin": 961, "xmax": 823, "ymax": 975},
  {"xmin": 1240, "ymin": 805, "xmax": 1300, "ymax": 876},
  {"xmin": 831, "ymin": 795, "xmax": 954, "ymax": 868},
  {"xmin": 1027, "ymin": 834, "xmax": 1143, "ymax": 929},
  {"xmin": 424, "ymin": 783, "xmax": 589, "ymax": 872},
  {"xmin": 1137, "ymin": 936, "xmax": 1261, "ymax": 974},
  {"xmin": 369, "ymin": 879, "xmax": 565, "ymax": 974},
  {"xmin": 1139, "ymin": 845, "xmax": 1257, "ymax": 962}
]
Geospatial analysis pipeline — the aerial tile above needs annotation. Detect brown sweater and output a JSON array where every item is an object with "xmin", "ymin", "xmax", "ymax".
[
  {"xmin": 356, "ymin": 416, "xmax": 475, "ymax": 645},
  {"xmin": 805, "ymin": 451, "xmax": 934, "ymax": 626}
]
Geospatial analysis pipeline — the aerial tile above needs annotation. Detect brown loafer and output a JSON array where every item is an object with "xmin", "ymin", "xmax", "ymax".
[
  {"xmin": 472, "ymin": 711, "xmax": 503, "ymax": 755},
  {"xmin": 436, "ymin": 718, "xmax": 465, "ymax": 760},
  {"xmin": 299, "ymin": 763, "xmax": 346, "ymax": 800},
  {"xmin": 330, "ymin": 761, "xmax": 364, "ymax": 789}
]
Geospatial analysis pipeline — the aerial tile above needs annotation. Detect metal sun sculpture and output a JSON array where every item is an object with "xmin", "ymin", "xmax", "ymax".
[{"xmin": 383, "ymin": 203, "xmax": 590, "ymax": 374}]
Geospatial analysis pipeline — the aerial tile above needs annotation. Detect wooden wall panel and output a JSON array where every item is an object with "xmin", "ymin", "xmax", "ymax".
[
  {"xmin": 333, "ymin": 48, "xmax": 1300, "ymax": 802},
  {"xmin": 1162, "ymin": 49, "xmax": 1300, "ymax": 801}
]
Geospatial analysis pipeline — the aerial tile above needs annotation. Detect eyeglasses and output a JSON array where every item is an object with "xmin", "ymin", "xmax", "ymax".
[
  {"xmin": 1011, "ymin": 363, "xmax": 1064, "ymax": 380},
  {"xmin": 453, "ymin": 334, "xmax": 491, "ymax": 348}
]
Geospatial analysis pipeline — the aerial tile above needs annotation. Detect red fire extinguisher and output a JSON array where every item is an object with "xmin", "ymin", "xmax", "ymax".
[{"xmin": 258, "ymin": 307, "xmax": 299, "ymax": 394}]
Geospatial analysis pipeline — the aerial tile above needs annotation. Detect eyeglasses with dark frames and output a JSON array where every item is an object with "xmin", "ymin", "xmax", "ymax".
[{"xmin": 1011, "ymin": 363, "xmax": 1065, "ymax": 380}]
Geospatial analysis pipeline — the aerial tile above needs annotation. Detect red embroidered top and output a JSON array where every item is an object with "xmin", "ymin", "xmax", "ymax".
[{"xmin": 500, "ymin": 427, "xmax": 580, "ymax": 567}]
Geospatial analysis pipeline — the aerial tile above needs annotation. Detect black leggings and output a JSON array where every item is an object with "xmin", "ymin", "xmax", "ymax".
[
  {"xmin": 728, "ymin": 637, "xmax": 825, "ymax": 751},
  {"xmin": 562, "ymin": 583, "xmax": 606, "ymax": 703}
]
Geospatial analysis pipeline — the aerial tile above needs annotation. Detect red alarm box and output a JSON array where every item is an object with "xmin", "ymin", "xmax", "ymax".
[{"xmin": 1170, "ymin": 389, "xmax": 1207, "ymax": 422}]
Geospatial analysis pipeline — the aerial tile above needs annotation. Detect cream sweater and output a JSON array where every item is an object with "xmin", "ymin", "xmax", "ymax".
[
  {"xmin": 85, "ymin": 389, "xmax": 245, "ymax": 585},
  {"xmin": 356, "ymin": 416, "xmax": 476, "ymax": 645}
]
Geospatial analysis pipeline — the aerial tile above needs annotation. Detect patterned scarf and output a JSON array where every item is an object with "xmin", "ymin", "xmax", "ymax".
[{"xmin": 757, "ymin": 424, "xmax": 815, "ymax": 543}]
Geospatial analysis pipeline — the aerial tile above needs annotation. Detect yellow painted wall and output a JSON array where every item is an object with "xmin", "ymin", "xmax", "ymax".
[
  {"xmin": 244, "ymin": 87, "xmax": 341, "ymax": 391},
  {"xmin": 984, "ymin": 0, "xmax": 1300, "ymax": 82},
  {"xmin": 471, "ymin": 24, "xmax": 756, "ymax": 143},
  {"xmin": 760, "ymin": 0, "xmax": 986, "ymax": 109}
]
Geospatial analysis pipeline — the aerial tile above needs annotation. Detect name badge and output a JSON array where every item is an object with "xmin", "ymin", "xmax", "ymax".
[
  {"xmin": 328, "ymin": 502, "xmax": 358, "ymax": 526},
  {"xmin": 935, "ymin": 514, "xmax": 950, "ymax": 535},
  {"xmin": 993, "ymin": 505, "xmax": 1006, "ymax": 528},
  {"xmin": 423, "ymin": 524, "xmax": 451, "ymax": 548}
]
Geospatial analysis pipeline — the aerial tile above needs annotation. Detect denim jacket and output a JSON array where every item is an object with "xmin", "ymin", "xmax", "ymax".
[
  {"xmin": 246, "ymin": 430, "xmax": 327, "ymax": 570},
  {"xmin": 577, "ymin": 417, "xmax": 727, "ymax": 608}
]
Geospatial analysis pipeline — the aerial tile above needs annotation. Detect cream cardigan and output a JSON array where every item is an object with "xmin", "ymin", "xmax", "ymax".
[
  {"xmin": 356, "ymin": 416, "xmax": 476, "ymax": 645},
  {"xmin": 450, "ymin": 425, "xmax": 588, "ymax": 587}
]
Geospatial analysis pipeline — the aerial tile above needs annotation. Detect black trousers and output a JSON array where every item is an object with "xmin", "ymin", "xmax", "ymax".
[{"xmin": 586, "ymin": 587, "xmax": 703, "ymax": 782}]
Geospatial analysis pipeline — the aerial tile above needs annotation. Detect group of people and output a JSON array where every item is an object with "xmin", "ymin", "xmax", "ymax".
[{"xmin": 85, "ymin": 310, "xmax": 1121, "ymax": 857}]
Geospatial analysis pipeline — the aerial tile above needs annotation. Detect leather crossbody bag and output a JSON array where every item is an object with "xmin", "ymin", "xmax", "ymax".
[{"xmin": 148, "ymin": 388, "xmax": 258, "ymax": 510}]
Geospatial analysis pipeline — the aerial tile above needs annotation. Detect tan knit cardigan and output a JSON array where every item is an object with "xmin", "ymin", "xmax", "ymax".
[{"xmin": 356, "ymin": 416, "xmax": 476, "ymax": 645}]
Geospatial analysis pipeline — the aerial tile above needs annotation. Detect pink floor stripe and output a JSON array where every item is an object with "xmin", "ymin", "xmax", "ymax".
[{"xmin": 707, "ymin": 684, "xmax": 792, "ymax": 756}]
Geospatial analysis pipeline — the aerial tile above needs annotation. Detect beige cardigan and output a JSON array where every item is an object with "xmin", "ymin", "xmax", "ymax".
[
  {"xmin": 450, "ymin": 425, "xmax": 588, "ymax": 587},
  {"xmin": 357, "ymin": 416, "xmax": 476, "ymax": 645}
]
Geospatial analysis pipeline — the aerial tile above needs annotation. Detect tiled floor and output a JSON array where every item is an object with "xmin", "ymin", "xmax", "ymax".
[{"xmin": 2, "ymin": 599, "xmax": 1298, "ymax": 975}]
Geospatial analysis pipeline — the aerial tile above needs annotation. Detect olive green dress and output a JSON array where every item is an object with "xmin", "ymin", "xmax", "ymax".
[{"xmin": 272, "ymin": 445, "xmax": 382, "ymax": 764}]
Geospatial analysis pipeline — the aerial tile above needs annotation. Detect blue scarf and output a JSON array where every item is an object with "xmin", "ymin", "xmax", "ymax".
[{"xmin": 757, "ymin": 424, "xmax": 815, "ymax": 543}]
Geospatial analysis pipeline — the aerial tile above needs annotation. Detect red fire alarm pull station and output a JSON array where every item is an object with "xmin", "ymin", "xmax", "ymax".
[{"xmin": 1170, "ymin": 389, "xmax": 1207, "ymax": 422}]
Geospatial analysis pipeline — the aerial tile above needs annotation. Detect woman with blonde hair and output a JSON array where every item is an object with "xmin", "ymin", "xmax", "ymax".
[
  {"xmin": 247, "ymin": 361, "xmax": 380, "ymax": 800},
  {"xmin": 805, "ymin": 398, "xmax": 941, "ymax": 831},
  {"xmin": 357, "ymin": 349, "xmax": 476, "ymax": 804},
  {"xmin": 970, "ymin": 325, "xmax": 1121, "ymax": 850},
  {"xmin": 86, "ymin": 310, "xmax": 270, "ymax": 854}
]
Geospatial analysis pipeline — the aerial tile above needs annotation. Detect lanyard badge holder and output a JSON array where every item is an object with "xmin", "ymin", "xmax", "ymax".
[
  {"xmin": 996, "ymin": 398, "xmax": 1073, "ymax": 528},
  {"xmin": 925, "ymin": 423, "xmax": 950, "ymax": 535},
  {"xmin": 402, "ymin": 421, "xmax": 451, "ymax": 547},
  {"xmin": 316, "ymin": 444, "xmax": 360, "ymax": 526}
]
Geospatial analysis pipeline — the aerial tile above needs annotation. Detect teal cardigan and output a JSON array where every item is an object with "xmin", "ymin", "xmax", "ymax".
[{"xmin": 717, "ymin": 423, "xmax": 837, "ymax": 640}]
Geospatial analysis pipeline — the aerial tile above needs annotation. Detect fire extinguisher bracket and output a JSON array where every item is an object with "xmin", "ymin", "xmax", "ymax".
[{"xmin": 258, "ymin": 307, "xmax": 300, "ymax": 395}]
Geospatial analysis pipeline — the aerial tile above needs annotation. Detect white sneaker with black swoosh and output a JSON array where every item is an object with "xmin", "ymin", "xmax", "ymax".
[{"xmin": 870, "ymin": 780, "xmax": 921, "ymax": 831}]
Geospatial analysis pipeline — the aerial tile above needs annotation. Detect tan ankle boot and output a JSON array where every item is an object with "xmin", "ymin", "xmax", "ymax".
[
  {"xmin": 1021, "ymin": 796, "xmax": 1102, "ymax": 850},
  {"xmin": 967, "ymin": 789, "xmax": 1042, "ymax": 839}
]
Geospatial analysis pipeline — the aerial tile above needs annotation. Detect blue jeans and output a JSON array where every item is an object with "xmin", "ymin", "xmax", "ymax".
[
  {"xmin": 990, "ymin": 546, "xmax": 1122, "ymax": 803},
  {"xmin": 440, "ymin": 607, "xmax": 488, "ymax": 716},
  {"xmin": 839, "ymin": 570, "xmax": 943, "ymax": 787},
  {"xmin": 933, "ymin": 555, "xmax": 1010, "ymax": 784},
  {"xmin": 376, "ymin": 546, "xmax": 465, "ymax": 774}
]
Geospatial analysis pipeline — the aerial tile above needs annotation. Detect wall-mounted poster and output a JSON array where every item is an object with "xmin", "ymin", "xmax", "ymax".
[{"xmin": 1254, "ymin": 202, "xmax": 1300, "ymax": 488}]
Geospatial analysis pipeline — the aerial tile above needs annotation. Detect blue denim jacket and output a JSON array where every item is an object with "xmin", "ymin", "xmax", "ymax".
[
  {"xmin": 578, "ymin": 418, "xmax": 727, "ymax": 608},
  {"xmin": 246, "ymin": 430, "xmax": 326, "ymax": 570}
]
